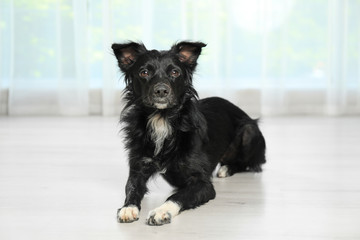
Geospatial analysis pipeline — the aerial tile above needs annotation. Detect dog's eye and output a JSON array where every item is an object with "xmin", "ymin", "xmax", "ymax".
[
  {"xmin": 170, "ymin": 69, "xmax": 180, "ymax": 78},
  {"xmin": 139, "ymin": 70, "xmax": 149, "ymax": 78}
]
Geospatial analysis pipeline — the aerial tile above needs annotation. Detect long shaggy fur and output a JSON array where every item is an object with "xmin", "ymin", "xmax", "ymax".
[{"xmin": 112, "ymin": 41, "xmax": 266, "ymax": 226}]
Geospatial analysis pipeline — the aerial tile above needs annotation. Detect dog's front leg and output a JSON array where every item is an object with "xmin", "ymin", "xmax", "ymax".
[
  {"xmin": 146, "ymin": 180, "xmax": 216, "ymax": 226},
  {"xmin": 117, "ymin": 163, "xmax": 156, "ymax": 223}
]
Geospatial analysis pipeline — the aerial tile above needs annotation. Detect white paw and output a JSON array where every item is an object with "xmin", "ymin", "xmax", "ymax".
[
  {"xmin": 217, "ymin": 165, "xmax": 230, "ymax": 178},
  {"xmin": 117, "ymin": 205, "xmax": 139, "ymax": 223},
  {"xmin": 146, "ymin": 201, "xmax": 181, "ymax": 226}
]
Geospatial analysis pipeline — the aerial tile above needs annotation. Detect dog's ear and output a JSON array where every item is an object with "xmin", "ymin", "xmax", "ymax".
[
  {"xmin": 171, "ymin": 41, "xmax": 206, "ymax": 69},
  {"xmin": 112, "ymin": 42, "xmax": 147, "ymax": 72}
]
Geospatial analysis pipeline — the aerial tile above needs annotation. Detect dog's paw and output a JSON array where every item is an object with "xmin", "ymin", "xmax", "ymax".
[
  {"xmin": 146, "ymin": 201, "xmax": 181, "ymax": 226},
  {"xmin": 217, "ymin": 165, "xmax": 230, "ymax": 178},
  {"xmin": 146, "ymin": 209, "xmax": 172, "ymax": 226},
  {"xmin": 117, "ymin": 205, "xmax": 139, "ymax": 223}
]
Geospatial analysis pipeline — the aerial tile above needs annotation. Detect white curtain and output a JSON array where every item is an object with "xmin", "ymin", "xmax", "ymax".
[{"xmin": 0, "ymin": 0, "xmax": 359, "ymax": 116}]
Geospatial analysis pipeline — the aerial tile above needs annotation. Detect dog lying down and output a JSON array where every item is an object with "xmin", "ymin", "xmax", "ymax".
[{"xmin": 112, "ymin": 41, "xmax": 266, "ymax": 226}]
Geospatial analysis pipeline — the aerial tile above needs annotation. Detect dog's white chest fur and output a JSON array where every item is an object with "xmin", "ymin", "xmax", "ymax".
[{"xmin": 147, "ymin": 113, "xmax": 172, "ymax": 156}]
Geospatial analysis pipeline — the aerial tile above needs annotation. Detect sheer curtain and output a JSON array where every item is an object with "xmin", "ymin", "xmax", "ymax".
[{"xmin": 0, "ymin": 0, "xmax": 359, "ymax": 116}]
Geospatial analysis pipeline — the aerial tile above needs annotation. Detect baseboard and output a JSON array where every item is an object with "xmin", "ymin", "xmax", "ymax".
[{"xmin": 0, "ymin": 89, "xmax": 8, "ymax": 115}]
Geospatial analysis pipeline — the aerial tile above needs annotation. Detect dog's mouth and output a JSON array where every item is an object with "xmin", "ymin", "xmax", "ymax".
[
  {"xmin": 153, "ymin": 101, "xmax": 170, "ymax": 109},
  {"xmin": 147, "ymin": 98, "xmax": 177, "ymax": 109}
]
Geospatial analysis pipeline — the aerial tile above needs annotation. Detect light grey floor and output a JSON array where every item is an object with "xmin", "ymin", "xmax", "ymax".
[{"xmin": 0, "ymin": 116, "xmax": 359, "ymax": 240}]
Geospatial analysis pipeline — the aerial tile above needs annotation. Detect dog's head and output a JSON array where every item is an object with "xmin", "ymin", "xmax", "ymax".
[{"xmin": 112, "ymin": 41, "xmax": 206, "ymax": 109}]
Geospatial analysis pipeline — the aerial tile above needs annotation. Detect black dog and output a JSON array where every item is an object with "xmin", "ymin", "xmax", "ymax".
[{"xmin": 112, "ymin": 41, "xmax": 266, "ymax": 226}]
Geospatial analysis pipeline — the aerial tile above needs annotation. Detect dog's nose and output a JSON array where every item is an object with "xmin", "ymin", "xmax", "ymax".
[{"xmin": 153, "ymin": 84, "xmax": 170, "ymax": 98}]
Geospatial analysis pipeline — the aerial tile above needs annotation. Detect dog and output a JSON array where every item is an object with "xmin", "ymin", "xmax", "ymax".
[{"xmin": 112, "ymin": 41, "xmax": 266, "ymax": 226}]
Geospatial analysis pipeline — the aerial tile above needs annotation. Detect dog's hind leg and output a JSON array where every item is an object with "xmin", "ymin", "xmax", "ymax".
[
  {"xmin": 217, "ymin": 129, "xmax": 243, "ymax": 178},
  {"xmin": 217, "ymin": 122, "xmax": 266, "ymax": 178}
]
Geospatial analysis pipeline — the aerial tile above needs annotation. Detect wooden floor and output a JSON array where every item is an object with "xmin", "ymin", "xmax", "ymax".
[{"xmin": 0, "ymin": 116, "xmax": 359, "ymax": 240}]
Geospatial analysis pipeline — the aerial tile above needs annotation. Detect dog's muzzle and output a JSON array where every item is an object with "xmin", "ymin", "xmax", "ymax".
[
  {"xmin": 149, "ymin": 83, "xmax": 175, "ymax": 109},
  {"xmin": 154, "ymin": 83, "xmax": 170, "ymax": 99}
]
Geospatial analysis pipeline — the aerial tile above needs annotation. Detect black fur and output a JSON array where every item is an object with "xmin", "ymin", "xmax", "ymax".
[{"xmin": 112, "ymin": 41, "xmax": 266, "ymax": 225}]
